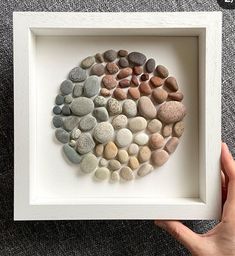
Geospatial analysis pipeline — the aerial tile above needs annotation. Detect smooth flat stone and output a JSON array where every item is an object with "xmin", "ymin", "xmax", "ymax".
[
  {"xmin": 55, "ymin": 128, "xmax": 70, "ymax": 144},
  {"xmin": 138, "ymin": 96, "xmax": 157, "ymax": 119},
  {"xmin": 137, "ymin": 163, "xmax": 153, "ymax": 177},
  {"xmin": 134, "ymin": 133, "xmax": 149, "ymax": 146},
  {"xmin": 81, "ymin": 56, "xmax": 95, "ymax": 69},
  {"xmin": 147, "ymin": 119, "xmax": 162, "ymax": 133},
  {"xmin": 128, "ymin": 117, "xmax": 147, "ymax": 133},
  {"xmin": 61, "ymin": 105, "xmax": 71, "ymax": 116},
  {"xmin": 53, "ymin": 116, "xmax": 63, "ymax": 128},
  {"xmin": 93, "ymin": 107, "xmax": 109, "ymax": 121},
  {"xmin": 145, "ymin": 58, "xmax": 155, "ymax": 73},
  {"xmin": 93, "ymin": 96, "xmax": 106, "ymax": 107},
  {"xmin": 117, "ymin": 149, "xmax": 129, "ymax": 164},
  {"xmin": 151, "ymin": 150, "xmax": 169, "ymax": 166},
  {"xmin": 138, "ymin": 146, "xmax": 151, "ymax": 163},
  {"xmin": 164, "ymin": 137, "xmax": 179, "ymax": 154},
  {"xmin": 83, "ymin": 75, "xmax": 100, "ymax": 97},
  {"xmin": 118, "ymin": 49, "xmax": 128, "ymax": 57},
  {"xmin": 95, "ymin": 167, "xmax": 110, "ymax": 180},
  {"xmin": 79, "ymin": 115, "xmax": 97, "ymax": 131},
  {"xmin": 80, "ymin": 153, "xmax": 98, "ymax": 173},
  {"xmin": 53, "ymin": 105, "xmax": 61, "ymax": 115},
  {"xmin": 128, "ymin": 143, "xmax": 139, "ymax": 155},
  {"xmin": 93, "ymin": 122, "xmax": 114, "ymax": 143},
  {"xmin": 102, "ymin": 75, "xmax": 118, "ymax": 89},
  {"xmin": 103, "ymin": 49, "xmax": 117, "ymax": 62},
  {"xmin": 90, "ymin": 64, "xmax": 105, "ymax": 76},
  {"xmin": 156, "ymin": 65, "xmax": 169, "ymax": 78},
  {"xmin": 70, "ymin": 97, "xmax": 94, "ymax": 116},
  {"xmin": 60, "ymin": 80, "xmax": 74, "ymax": 95},
  {"xmin": 111, "ymin": 115, "xmax": 128, "ymax": 130},
  {"xmin": 95, "ymin": 144, "xmax": 104, "ymax": 157},
  {"xmin": 76, "ymin": 133, "xmax": 95, "ymax": 154},
  {"xmin": 152, "ymin": 88, "xmax": 168, "ymax": 104},
  {"xmin": 69, "ymin": 67, "xmax": 87, "ymax": 82},
  {"xmin": 128, "ymin": 156, "xmax": 139, "ymax": 170},
  {"xmin": 128, "ymin": 52, "xmax": 147, "ymax": 66},
  {"xmin": 120, "ymin": 166, "xmax": 134, "ymax": 181},
  {"xmin": 149, "ymin": 133, "xmax": 165, "ymax": 150},
  {"xmin": 95, "ymin": 53, "xmax": 104, "ymax": 63},
  {"xmin": 55, "ymin": 94, "xmax": 64, "ymax": 105},
  {"xmin": 173, "ymin": 121, "xmax": 184, "ymax": 137},
  {"xmin": 115, "ymin": 128, "xmax": 133, "ymax": 148},
  {"xmin": 63, "ymin": 144, "xmax": 81, "ymax": 164},
  {"xmin": 118, "ymin": 57, "xmax": 129, "ymax": 68},
  {"xmin": 109, "ymin": 160, "xmax": 121, "ymax": 171},
  {"xmin": 107, "ymin": 98, "xmax": 122, "ymax": 115},
  {"xmin": 73, "ymin": 83, "xmax": 83, "ymax": 97},
  {"xmin": 104, "ymin": 142, "xmax": 118, "ymax": 160},
  {"xmin": 162, "ymin": 124, "xmax": 172, "ymax": 138},
  {"xmin": 106, "ymin": 62, "xmax": 119, "ymax": 74},
  {"xmin": 165, "ymin": 76, "xmax": 178, "ymax": 91},
  {"xmin": 63, "ymin": 116, "xmax": 80, "ymax": 131},
  {"xmin": 122, "ymin": 99, "xmax": 137, "ymax": 117}
]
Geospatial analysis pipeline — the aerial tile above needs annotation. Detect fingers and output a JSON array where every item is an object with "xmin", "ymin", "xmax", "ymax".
[
  {"xmin": 155, "ymin": 220, "xmax": 201, "ymax": 252},
  {"xmin": 221, "ymin": 143, "xmax": 235, "ymax": 181}
]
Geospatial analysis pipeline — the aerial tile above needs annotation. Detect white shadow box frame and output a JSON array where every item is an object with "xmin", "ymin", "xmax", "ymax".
[{"xmin": 14, "ymin": 12, "xmax": 222, "ymax": 220}]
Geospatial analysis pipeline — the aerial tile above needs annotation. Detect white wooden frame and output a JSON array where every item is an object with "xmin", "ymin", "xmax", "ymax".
[{"xmin": 14, "ymin": 12, "xmax": 222, "ymax": 220}]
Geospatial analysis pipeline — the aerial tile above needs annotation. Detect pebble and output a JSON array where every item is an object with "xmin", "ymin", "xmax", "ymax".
[
  {"xmin": 145, "ymin": 58, "xmax": 155, "ymax": 73},
  {"xmin": 76, "ymin": 133, "xmax": 95, "ymax": 154},
  {"xmin": 128, "ymin": 117, "xmax": 147, "ymax": 132},
  {"xmin": 63, "ymin": 144, "xmax": 82, "ymax": 164},
  {"xmin": 73, "ymin": 83, "xmax": 83, "ymax": 97},
  {"xmin": 70, "ymin": 97, "xmax": 94, "ymax": 116},
  {"xmin": 81, "ymin": 56, "xmax": 95, "ymax": 69},
  {"xmin": 95, "ymin": 144, "xmax": 104, "ymax": 157},
  {"xmin": 95, "ymin": 53, "xmax": 104, "ymax": 63},
  {"xmin": 69, "ymin": 140, "xmax": 76, "ymax": 147},
  {"xmin": 60, "ymin": 80, "xmax": 74, "ymax": 95},
  {"xmin": 115, "ymin": 128, "xmax": 133, "ymax": 147},
  {"xmin": 150, "ymin": 76, "xmax": 164, "ymax": 87},
  {"xmin": 94, "ymin": 96, "xmax": 106, "ymax": 107},
  {"xmin": 165, "ymin": 77, "xmax": 178, "ymax": 91},
  {"xmin": 118, "ymin": 57, "xmax": 129, "ymax": 68},
  {"xmin": 128, "ymin": 143, "xmax": 139, "ymax": 155},
  {"xmin": 147, "ymin": 119, "xmax": 162, "ymax": 133},
  {"xmin": 119, "ymin": 79, "xmax": 130, "ymax": 88},
  {"xmin": 69, "ymin": 67, "xmax": 87, "ymax": 82},
  {"xmin": 128, "ymin": 156, "xmax": 139, "ymax": 170},
  {"xmin": 151, "ymin": 150, "xmax": 169, "ymax": 166},
  {"xmin": 128, "ymin": 87, "xmax": 140, "ymax": 100},
  {"xmin": 80, "ymin": 153, "xmax": 98, "ymax": 173},
  {"xmin": 55, "ymin": 128, "xmax": 70, "ymax": 144},
  {"xmin": 117, "ymin": 149, "xmax": 129, "ymax": 163},
  {"xmin": 93, "ymin": 122, "xmax": 114, "ymax": 143},
  {"xmin": 138, "ymin": 96, "xmax": 157, "ymax": 119},
  {"xmin": 149, "ymin": 133, "xmax": 165, "ymax": 150},
  {"xmin": 62, "ymin": 105, "xmax": 71, "ymax": 116},
  {"xmin": 107, "ymin": 98, "xmax": 122, "ymax": 115},
  {"xmin": 104, "ymin": 142, "xmax": 118, "ymax": 159},
  {"xmin": 100, "ymin": 88, "xmax": 111, "ymax": 97},
  {"xmin": 140, "ymin": 73, "xmax": 149, "ymax": 81},
  {"xmin": 111, "ymin": 171, "xmax": 120, "ymax": 181},
  {"xmin": 137, "ymin": 163, "xmax": 153, "ymax": 177},
  {"xmin": 162, "ymin": 125, "xmax": 172, "ymax": 137},
  {"xmin": 168, "ymin": 91, "xmax": 184, "ymax": 101},
  {"xmin": 139, "ymin": 82, "xmax": 152, "ymax": 95},
  {"xmin": 95, "ymin": 167, "xmax": 110, "ymax": 180},
  {"xmin": 102, "ymin": 75, "xmax": 118, "ymax": 89},
  {"xmin": 90, "ymin": 64, "xmax": 105, "ymax": 76},
  {"xmin": 113, "ymin": 88, "xmax": 127, "ymax": 100},
  {"xmin": 63, "ymin": 116, "xmax": 80, "ymax": 131},
  {"xmin": 106, "ymin": 62, "xmax": 119, "ymax": 74},
  {"xmin": 55, "ymin": 94, "xmax": 64, "ymax": 105},
  {"xmin": 157, "ymin": 101, "xmax": 186, "ymax": 124},
  {"xmin": 128, "ymin": 52, "xmax": 147, "ymax": 66},
  {"xmin": 64, "ymin": 95, "xmax": 73, "ymax": 104},
  {"xmin": 103, "ymin": 49, "xmax": 117, "ymax": 62},
  {"xmin": 53, "ymin": 116, "xmax": 63, "ymax": 128},
  {"xmin": 53, "ymin": 105, "xmax": 61, "ymax": 115},
  {"xmin": 130, "ymin": 75, "xmax": 139, "ymax": 87},
  {"xmin": 120, "ymin": 166, "xmax": 134, "ymax": 181},
  {"xmin": 133, "ymin": 66, "xmax": 143, "ymax": 75},
  {"xmin": 79, "ymin": 115, "xmax": 97, "ymax": 131},
  {"xmin": 165, "ymin": 137, "xmax": 179, "ymax": 154},
  {"xmin": 83, "ymin": 75, "xmax": 100, "ymax": 97},
  {"xmin": 99, "ymin": 158, "xmax": 108, "ymax": 167},
  {"xmin": 117, "ymin": 67, "xmax": 132, "ymax": 79},
  {"xmin": 122, "ymin": 99, "xmax": 137, "ymax": 117},
  {"xmin": 118, "ymin": 49, "xmax": 128, "ymax": 57},
  {"xmin": 111, "ymin": 115, "xmax": 128, "ymax": 130},
  {"xmin": 173, "ymin": 121, "xmax": 184, "ymax": 137},
  {"xmin": 134, "ymin": 133, "xmax": 149, "ymax": 146},
  {"xmin": 70, "ymin": 128, "xmax": 81, "ymax": 140},
  {"xmin": 152, "ymin": 88, "xmax": 168, "ymax": 104},
  {"xmin": 109, "ymin": 160, "xmax": 121, "ymax": 171},
  {"xmin": 156, "ymin": 65, "xmax": 169, "ymax": 78},
  {"xmin": 93, "ymin": 107, "xmax": 109, "ymax": 121},
  {"xmin": 138, "ymin": 146, "xmax": 151, "ymax": 163}
]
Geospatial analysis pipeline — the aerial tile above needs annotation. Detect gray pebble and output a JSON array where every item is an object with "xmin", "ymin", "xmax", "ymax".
[
  {"xmin": 80, "ymin": 153, "xmax": 98, "ymax": 173},
  {"xmin": 111, "ymin": 115, "xmax": 128, "ymax": 130},
  {"xmin": 69, "ymin": 140, "xmax": 76, "ymax": 147},
  {"xmin": 95, "ymin": 53, "xmax": 104, "ymax": 63},
  {"xmin": 53, "ymin": 105, "xmax": 61, "ymax": 115},
  {"xmin": 73, "ymin": 83, "xmax": 83, "ymax": 97},
  {"xmin": 120, "ymin": 166, "xmax": 134, "ymax": 181},
  {"xmin": 111, "ymin": 171, "xmax": 120, "ymax": 181},
  {"xmin": 70, "ymin": 97, "xmax": 94, "ymax": 116},
  {"xmin": 69, "ymin": 67, "xmax": 87, "ymax": 82},
  {"xmin": 83, "ymin": 75, "xmax": 100, "ymax": 97},
  {"xmin": 103, "ymin": 49, "xmax": 117, "ymax": 62},
  {"xmin": 118, "ymin": 57, "xmax": 129, "ymax": 68},
  {"xmin": 79, "ymin": 115, "xmax": 97, "ymax": 131},
  {"xmin": 99, "ymin": 158, "xmax": 108, "ymax": 167},
  {"xmin": 137, "ymin": 163, "xmax": 153, "ymax": 177},
  {"xmin": 128, "ymin": 52, "xmax": 147, "ymax": 66},
  {"xmin": 95, "ymin": 167, "xmax": 110, "ymax": 180},
  {"xmin": 109, "ymin": 159, "xmax": 121, "ymax": 171},
  {"xmin": 55, "ymin": 94, "xmax": 64, "ymax": 105},
  {"xmin": 93, "ymin": 107, "xmax": 109, "ymax": 121},
  {"xmin": 70, "ymin": 128, "xmax": 81, "ymax": 139},
  {"xmin": 94, "ymin": 96, "xmax": 106, "ymax": 107},
  {"xmin": 115, "ymin": 128, "xmax": 133, "ymax": 148},
  {"xmin": 145, "ymin": 58, "xmax": 155, "ymax": 73},
  {"xmin": 55, "ymin": 128, "xmax": 70, "ymax": 144},
  {"xmin": 52, "ymin": 116, "xmax": 63, "ymax": 128},
  {"xmin": 62, "ymin": 105, "xmax": 71, "ymax": 116},
  {"xmin": 63, "ymin": 116, "xmax": 80, "ymax": 131},
  {"xmin": 123, "ymin": 99, "xmax": 137, "ymax": 117},
  {"xmin": 93, "ymin": 122, "xmax": 114, "ymax": 143},
  {"xmin": 90, "ymin": 64, "xmax": 105, "ymax": 76},
  {"xmin": 81, "ymin": 56, "xmax": 95, "ymax": 69},
  {"xmin": 64, "ymin": 95, "xmax": 73, "ymax": 104},
  {"xmin": 63, "ymin": 144, "xmax": 81, "ymax": 164},
  {"xmin": 76, "ymin": 133, "xmax": 95, "ymax": 154},
  {"xmin": 60, "ymin": 80, "xmax": 74, "ymax": 95},
  {"xmin": 107, "ymin": 98, "xmax": 122, "ymax": 115}
]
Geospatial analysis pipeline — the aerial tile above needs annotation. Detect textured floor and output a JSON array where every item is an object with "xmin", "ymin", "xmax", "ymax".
[{"xmin": 0, "ymin": 0, "xmax": 234, "ymax": 255}]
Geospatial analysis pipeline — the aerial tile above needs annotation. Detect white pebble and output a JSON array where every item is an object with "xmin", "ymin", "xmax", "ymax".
[
  {"xmin": 134, "ymin": 133, "xmax": 149, "ymax": 146},
  {"xmin": 115, "ymin": 128, "xmax": 133, "ymax": 148},
  {"xmin": 128, "ymin": 143, "xmax": 139, "ymax": 155}
]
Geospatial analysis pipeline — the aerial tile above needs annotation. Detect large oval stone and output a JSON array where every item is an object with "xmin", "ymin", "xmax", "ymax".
[
  {"xmin": 128, "ymin": 52, "xmax": 147, "ymax": 66},
  {"xmin": 137, "ymin": 96, "xmax": 157, "ymax": 119},
  {"xmin": 83, "ymin": 76, "xmax": 100, "ymax": 97},
  {"xmin": 70, "ymin": 97, "xmax": 94, "ymax": 116}
]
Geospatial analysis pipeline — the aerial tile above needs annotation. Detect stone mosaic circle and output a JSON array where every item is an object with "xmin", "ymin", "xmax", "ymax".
[{"xmin": 52, "ymin": 49, "xmax": 186, "ymax": 182}]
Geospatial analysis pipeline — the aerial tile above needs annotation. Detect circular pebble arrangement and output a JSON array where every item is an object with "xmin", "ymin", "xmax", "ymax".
[{"xmin": 52, "ymin": 49, "xmax": 186, "ymax": 182}]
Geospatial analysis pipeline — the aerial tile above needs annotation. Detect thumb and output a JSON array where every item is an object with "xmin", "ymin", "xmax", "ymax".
[{"xmin": 155, "ymin": 220, "xmax": 202, "ymax": 252}]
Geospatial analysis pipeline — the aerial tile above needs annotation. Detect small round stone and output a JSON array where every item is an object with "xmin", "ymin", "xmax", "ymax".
[
  {"xmin": 95, "ymin": 167, "xmax": 110, "ymax": 180},
  {"xmin": 76, "ymin": 133, "xmax": 95, "ymax": 154},
  {"xmin": 120, "ymin": 166, "xmax": 134, "ymax": 181},
  {"xmin": 106, "ymin": 62, "xmax": 119, "ymax": 74},
  {"xmin": 53, "ymin": 105, "xmax": 61, "ymax": 115},
  {"xmin": 55, "ymin": 128, "xmax": 70, "ymax": 144},
  {"xmin": 128, "ymin": 52, "xmax": 147, "ymax": 66},
  {"xmin": 95, "ymin": 144, "xmax": 104, "ymax": 157},
  {"xmin": 81, "ymin": 56, "xmax": 95, "ymax": 69},
  {"xmin": 156, "ymin": 65, "xmax": 169, "ymax": 78},
  {"xmin": 113, "ymin": 88, "xmax": 127, "ymax": 100},
  {"xmin": 173, "ymin": 121, "xmax": 184, "ymax": 137},
  {"xmin": 104, "ymin": 142, "xmax": 118, "ymax": 160},
  {"xmin": 109, "ymin": 160, "xmax": 121, "ymax": 171},
  {"xmin": 147, "ymin": 119, "xmax": 162, "ymax": 133},
  {"xmin": 145, "ymin": 58, "xmax": 155, "ymax": 73},
  {"xmin": 128, "ymin": 143, "xmax": 139, "ymax": 155},
  {"xmin": 95, "ymin": 53, "xmax": 104, "ymax": 63},
  {"xmin": 128, "ymin": 87, "xmax": 140, "ymax": 100},
  {"xmin": 119, "ymin": 79, "xmax": 130, "ymax": 88},
  {"xmin": 152, "ymin": 88, "xmax": 168, "ymax": 104},
  {"xmin": 63, "ymin": 116, "xmax": 80, "ymax": 131},
  {"xmin": 80, "ymin": 153, "xmax": 98, "ymax": 173},
  {"xmin": 139, "ymin": 82, "xmax": 152, "ymax": 95},
  {"xmin": 122, "ymin": 99, "xmax": 137, "ymax": 117},
  {"xmin": 150, "ymin": 76, "xmax": 164, "ymax": 87},
  {"xmin": 70, "ymin": 97, "xmax": 94, "ymax": 116},
  {"xmin": 107, "ymin": 98, "xmax": 122, "ymax": 115},
  {"xmin": 100, "ymin": 88, "xmax": 111, "ymax": 97},
  {"xmin": 115, "ymin": 128, "xmax": 133, "ymax": 147},
  {"xmin": 130, "ymin": 75, "xmax": 139, "ymax": 87},
  {"xmin": 118, "ymin": 57, "xmax": 129, "ymax": 68},
  {"xmin": 70, "ymin": 128, "xmax": 81, "ymax": 139},
  {"xmin": 69, "ymin": 140, "xmax": 76, "ymax": 147},
  {"xmin": 138, "ymin": 146, "xmax": 151, "ymax": 163},
  {"xmin": 55, "ymin": 94, "xmax": 64, "ymax": 105},
  {"xmin": 117, "ymin": 149, "xmax": 129, "ymax": 164},
  {"xmin": 63, "ymin": 144, "xmax": 82, "ymax": 164},
  {"xmin": 60, "ymin": 80, "xmax": 74, "ymax": 95},
  {"xmin": 111, "ymin": 171, "xmax": 120, "ymax": 181},
  {"xmin": 137, "ymin": 163, "xmax": 153, "ymax": 177},
  {"xmin": 103, "ymin": 49, "xmax": 117, "ymax": 62},
  {"xmin": 168, "ymin": 91, "xmax": 184, "ymax": 101},
  {"xmin": 117, "ymin": 67, "xmax": 132, "ymax": 79},
  {"xmin": 165, "ymin": 77, "xmax": 179, "ymax": 92},
  {"xmin": 134, "ymin": 133, "xmax": 149, "ymax": 146},
  {"xmin": 93, "ymin": 107, "xmax": 109, "ymax": 122},
  {"xmin": 151, "ymin": 150, "xmax": 169, "ymax": 166},
  {"xmin": 140, "ymin": 73, "xmax": 149, "ymax": 81},
  {"xmin": 111, "ymin": 115, "xmax": 128, "ymax": 130},
  {"xmin": 138, "ymin": 96, "xmax": 157, "ymax": 119},
  {"xmin": 128, "ymin": 156, "xmax": 139, "ymax": 170},
  {"xmin": 128, "ymin": 117, "xmax": 147, "ymax": 132},
  {"xmin": 53, "ymin": 116, "xmax": 63, "ymax": 128},
  {"xmin": 93, "ymin": 96, "xmax": 106, "ymax": 107},
  {"xmin": 93, "ymin": 122, "xmax": 114, "ymax": 143},
  {"xmin": 99, "ymin": 158, "xmax": 108, "ymax": 167},
  {"xmin": 162, "ymin": 124, "xmax": 172, "ymax": 138},
  {"xmin": 118, "ymin": 49, "xmax": 128, "ymax": 57},
  {"xmin": 79, "ymin": 115, "xmax": 97, "ymax": 131},
  {"xmin": 133, "ymin": 66, "xmax": 143, "ymax": 75},
  {"xmin": 149, "ymin": 133, "xmax": 165, "ymax": 150},
  {"xmin": 83, "ymin": 75, "xmax": 100, "ymax": 97},
  {"xmin": 165, "ymin": 137, "xmax": 179, "ymax": 154},
  {"xmin": 62, "ymin": 105, "xmax": 71, "ymax": 116},
  {"xmin": 102, "ymin": 75, "xmax": 118, "ymax": 89},
  {"xmin": 64, "ymin": 95, "xmax": 73, "ymax": 104},
  {"xmin": 69, "ymin": 67, "xmax": 87, "ymax": 82},
  {"xmin": 90, "ymin": 64, "xmax": 105, "ymax": 76},
  {"xmin": 73, "ymin": 83, "xmax": 83, "ymax": 97}
]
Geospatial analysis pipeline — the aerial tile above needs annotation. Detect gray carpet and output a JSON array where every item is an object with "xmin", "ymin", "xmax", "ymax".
[{"xmin": 0, "ymin": 0, "xmax": 234, "ymax": 255}]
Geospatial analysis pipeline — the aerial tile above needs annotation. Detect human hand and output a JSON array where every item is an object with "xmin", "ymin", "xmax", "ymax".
[{"xmin": 155, "ymin": 143, "xmax": 235, "ymax": 256}]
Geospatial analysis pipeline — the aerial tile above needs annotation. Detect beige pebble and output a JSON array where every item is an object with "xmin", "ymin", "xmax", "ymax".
[
  {"xmin": 151, "ymin": 150, "xmax": 169, "ymax": 166},
  {"xmin": 111, "ymin": 171, "xmax": 120, "ymax": 181},
  {"xmin": 109, "ymin": 159, "xmax": 121, "ymax": 171},
  {"xmin": 134, "ymin": 133, "xmax": 149, "ymax": 146},
  {"xmin": 138, "ymin": 96, "xmax": 157, "ymax": 119},
  {"xmin": 147, "ymin": 119, "xmax": 162, "ymax": 133},
  {"xmin": 162, "ymin": 124, "xmax": 172, "ymax": 138},
  {"xmin": 173, "ymin": 121, "xmax": 184, "ymax": 137},
  {"xmin": 120, "ymin": 166, "xmax": 134, "ymax": 181},
  {"xmin": 128, "ymin": 156, "xmax": 140, "ymax": 170},
  {"xmin": 128, "ymin": 143, "xmax": 139, "ymax": 155},
  {"xmin": 112, "ymin": 114, "xmax": 128, "ymax": 130},
  {"xmin": 128, "ymin": 116, "xmax": 147, "ymax": 133},
  {"xmin": 137, "ymin": 163, "xmax": 153, "ymax": 177},
  {"xmin": 152, "ymin": 88, "xmax": 168, "ymax": 104},
  {"xmin": 149, "ymin": 133, "xmax": 165, "ymax": 150},
  {"xmin": 95, "ymin": 144, "xmax": 104, "ymax": 157},
  {"xmin": 104, "ymin": 141, "xmax": 118, "ymax": 159},
  {"xmin": 95, "ymin": 167, "xmax": 110, "ymax": 180},
  {"xmin": 138, "ymin": 146, "xmax": 151, "ymax": 163},
  {"xmin": 117, "ymin": 149, "xmax": 129, "ymax": 164},
  {"xmin": 165, "ymin": 137, "xmax": 179, "ymax": 154}
]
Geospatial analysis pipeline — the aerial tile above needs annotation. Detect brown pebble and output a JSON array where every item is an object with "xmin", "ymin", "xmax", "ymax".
[
  {"xmin": 118, "ymin": 57, "xmax": 129, "ymax": 68},
  {"xmin": 95, "ymin": 53, "xmax": 104, "ymax": 63},
  {"xmin": 95, "ymin": 144, "xmax": 104, "ymax": 157},
  {"xmin": 165, "ymin": 137, "xmax": 179, "ymax": 154},
  {"xmin": 138, "ymin": 146, "xmax": 151, "ymax": 163},
  {"xmin": 102, "ymin": 75, "xmax": 117, "ymax": 89},
  {"xmin": 173, "ymin": 121, "xmax": 184, "ymax": 137},
  {"xmin": 119, "ymin": 79, "xmax": 130, "ymax": 88},
  {"xmin": 150, "ymin": 76, "xmax": 164, "ymax": 87},
  {"xmin": 138, "ymin": 96, "xmax": 157, "ymax": 119},
  {"xmin": 104, "ymin": 141, "xmax": 118, "ymax": 159},
  {"xmin": 149, "ymin": 133, "xmax": 165, "ymax": 150},
  {"xmin": 128, "ymin": 87, "xmax": 140, "ymax": 100},
  {"xmin": 106, "ymin": 63, "xmax": 119, "ymax": 74},
  {"xmin": 90, "ymin": 63, "xmax": 105, "ymax": 76},
  {"xmin": 155, "ymin": 65, "xmax": 169, "ymax": 78},
  {"xmin": 139, "ymin": 82, "xmax": 152, "ymax": 95},
  {"xmin": 130, "ymin": 75, "xmax": 139, "ymax": 87},
  {"xmin": 165, "ymin": 77, "xmax": 178, "ymax": 92},
  {"xmin": 140, "ymin": 73, "xmax": 149, "ymax": 81},
  {"xmin": 120, "ymin": 166, "xmax": 134, "ymax": 181},
  {"xmin": 113, "ymin": 88, "xmax": 127, "ymax": 100},
  {"xmin": 168, "ymin": 91, "xmax": 184, "ymax": 101},
  {"xmin": 162, "ymin": 124, "xmax": 172, "ymax": 137},
  {"xmin": 117, "ymin": 67, "xmax": 132, "ymax": 79},
  {"xmin": 128, "ymin": 156, "xmax": 140, "ymax": 170},
  {"xmin": 151, "ymin": 150, "xmax": 169, "ymax": 166},
  {"xmin": 118, "ymin": 49, "xmax": 128, "ymax": 57},
  {"xmin": 133, "ymin": 66, "xmax": 143, "ymax": 75},
  {"xmin": 152, "ymin": 88, "xmax": 168, "ymax": 104},
  {"xmin": 100, "ymin": 88, "xmax": 111, "ymax": 97}
]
